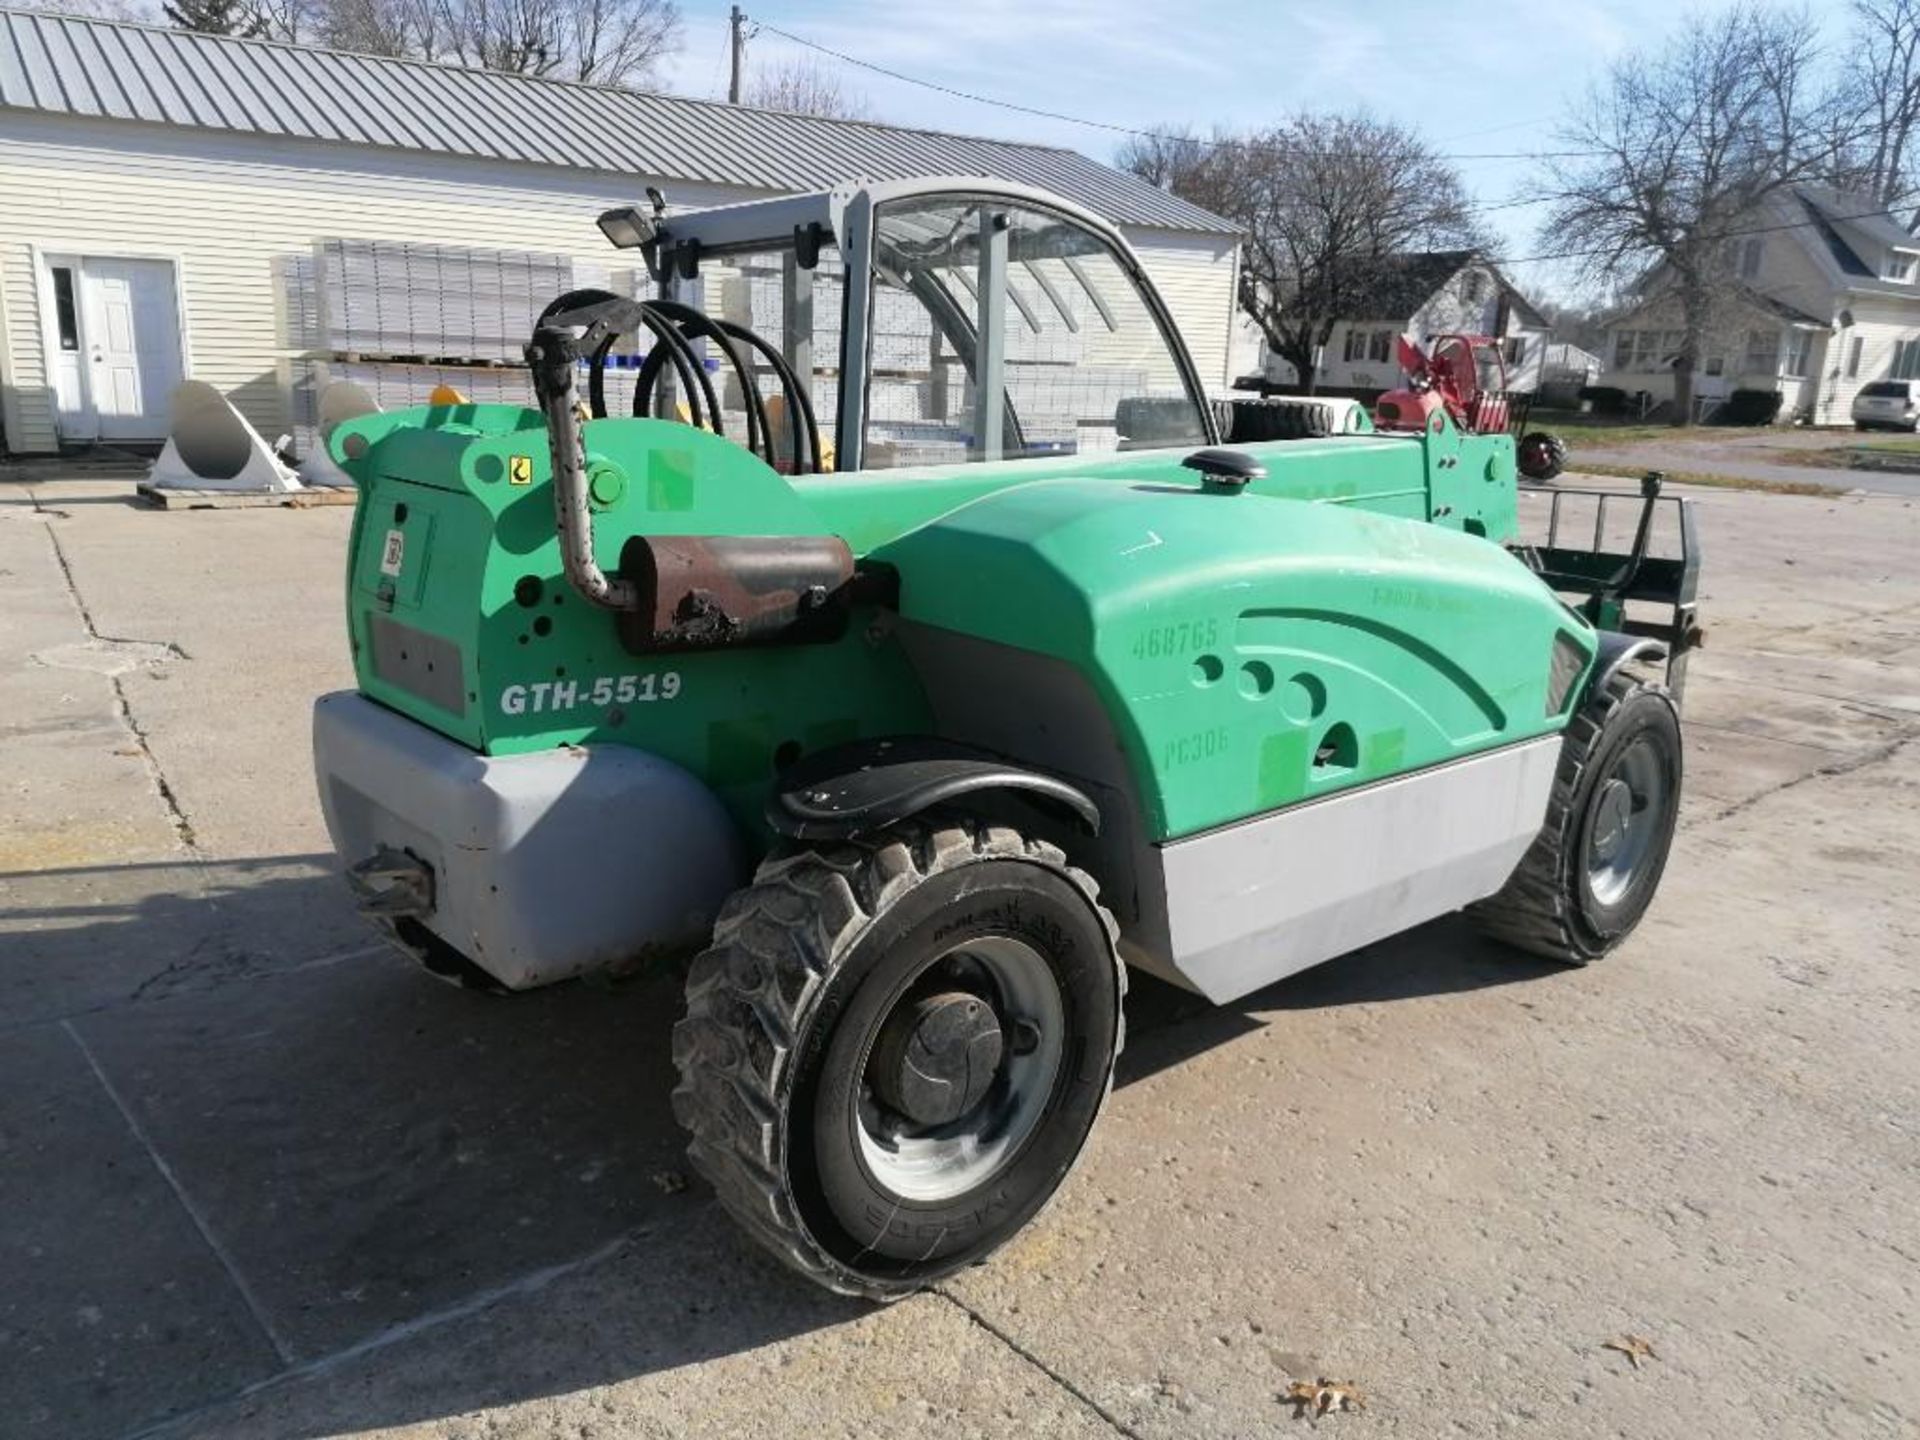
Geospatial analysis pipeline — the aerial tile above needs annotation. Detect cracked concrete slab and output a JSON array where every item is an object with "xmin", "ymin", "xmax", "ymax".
[
  {"xmin": 68, "ymin": 953, "xmax": 697, "ymax": 1361},
  {"xmin": 0, "ymin": 1024, "xmax": 282, "ymax": 1440},
  {"xmin": 2, "ymin": 474, "xmax": 1917, "ymax": 1440},
  {"xmin": 33, "ymin": 500, "xmax": 357, "ymax": 861},
  {"xmin": 141, "ymin": 1211, "xmax": 1116, "ymax": 1440},
  {"xmin": 31, "ymin": 638, "xmax": 186, "ymax": 676}
]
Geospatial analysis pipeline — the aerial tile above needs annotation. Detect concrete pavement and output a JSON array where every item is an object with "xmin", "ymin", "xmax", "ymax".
[
  {"xmin": 1568, "ymin": 428, "xmax": 1920, "ymax": 498},
  {"xmin": 1, "ymin": 471, "xmax": 1915, "ymax": 1438}
]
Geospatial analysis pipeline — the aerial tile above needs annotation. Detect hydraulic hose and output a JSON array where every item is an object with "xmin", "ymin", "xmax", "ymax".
[
  {"xmin": 708, "ymin": 315, "xmax": 823, "ymax": 474},
  {"xmin": 645, "ymin": 299, "xmax": 773, "ymax": 465},
  {"xmin": 527, "ymin": 312, "xmax": 637, "ymax": 612},
  {"xmin": 524, "ymin": 289, "xmax": 824, "ymax": 611}
]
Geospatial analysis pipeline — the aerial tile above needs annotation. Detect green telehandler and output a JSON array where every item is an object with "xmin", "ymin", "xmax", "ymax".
[{"xmin": 313, "ymin": 176, "xmax": 1701, "ymax": 1299}]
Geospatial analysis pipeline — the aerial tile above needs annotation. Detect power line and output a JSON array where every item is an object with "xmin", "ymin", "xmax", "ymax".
[
  {"xmin": 738, "ymin": 14, "xmax": 1917, "ymax": 269},
  {"xmin": 744, "ymin": 15, "xmax": 1607, "ymax": 164}
]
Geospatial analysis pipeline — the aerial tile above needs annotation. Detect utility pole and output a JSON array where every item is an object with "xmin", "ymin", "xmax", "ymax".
[{"xmin": 728, "ymin": 5, "xmax": 744, "ymax": 104}]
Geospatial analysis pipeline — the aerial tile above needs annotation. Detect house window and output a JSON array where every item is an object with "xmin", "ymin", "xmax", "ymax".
[
  {"xmin": 1892, "ymin": 338, "xmax": 1920, "ymax": 379},
  {"xmin": 1782, "ymin": 330, "xmax": 1811, "ymax": 377},
  {"xmin": 1346, "ymin": 328, "xmax": 1392, "ymax": 364},
  {"xmin": 1847, "ymin": 336, "xmax": 1864, "ymax": 378},
  {"xmin": 1463, "ymin": 271, "xmax": 1485, "ymax": 303},
  {"xmin": 1705, "ymin": 355, "xmax": 1725, "ymax": 377},
  {"xmin": 1743, "ymin": 328, "xmax": 1779, "ymax": 374},
  {"xmin": 1885, "ymin": 250, "xmax": 1917, "ymax": 283},
  {"xmin": 1739, "ymin": 238, "xmax": 1764, "ymax": 279},
  {"xmin": 1504, "ymin": 335, "xmax": 1527, "ymax": 366},
  {"xmin": 50, "ymin": 266, "xmax": 79, "ymax": 352},
  {"xmin": 1612, "ymin": 329, "xmax": 1668, "ymax": 373}
]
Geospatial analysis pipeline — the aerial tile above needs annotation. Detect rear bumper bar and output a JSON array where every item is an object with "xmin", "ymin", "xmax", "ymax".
[{"xmin": 312, "ymin": 692, "xmax": 746, "ymax": 989}]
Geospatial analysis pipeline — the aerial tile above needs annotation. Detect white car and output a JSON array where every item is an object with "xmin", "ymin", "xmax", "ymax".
[{"xmin": 1853, "ymin": 379, "xmax": 1920, "ymax": 430}]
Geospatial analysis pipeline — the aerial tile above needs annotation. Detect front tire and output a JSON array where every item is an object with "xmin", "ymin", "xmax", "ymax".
[
  {"xmin": 672, "ymin": 818, "xmax": 1124, "ymax": 1299},
  {"xmin": 1469, "ymin": 671, "xmax": 1682, "ymax": 963}
]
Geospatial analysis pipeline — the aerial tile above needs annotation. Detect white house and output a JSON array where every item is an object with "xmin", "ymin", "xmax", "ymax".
[
  {"xmin": 1594, "ymin": 185, "xmax": 1920, "ymax": 424},
  {"xmin": 0, "ymin": 9, "xmax": 1244, "ymax": 456},
  {"xmin": 1259, "ymin": 251, "xmax": 1551, "ymax": 393}
]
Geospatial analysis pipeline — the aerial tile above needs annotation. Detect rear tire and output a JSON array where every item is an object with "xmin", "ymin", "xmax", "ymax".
[
  {"xmin": 672, "ymin": 817, "xmax": 1124, "ymax": 1299},
  {"xmin": 1517, "ymin": 430, "xmax": 1569, "ymax": 482},
  {"xmin": 1469, "ymin": 671, "xmax": 1682, "ymax": 963}
]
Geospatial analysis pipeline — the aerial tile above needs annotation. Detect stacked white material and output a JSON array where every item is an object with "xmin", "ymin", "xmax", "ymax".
[
  {"xmin": 278, "ymin": 252, "xmax": 324, "ymax": 351},
  {"xmin": 315, "ymin": 240, "xmax": 575, "ymax": 359},
  {"xmin": 1006, "ymin": 366, "xmax": 1150, "ymax": 454}
]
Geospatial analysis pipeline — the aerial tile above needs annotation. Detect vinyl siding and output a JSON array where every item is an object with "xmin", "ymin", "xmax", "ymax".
[
  {"xmin": 1125, "ymin": 228, "xmax": 1241, "ymax": 391},
  {"xmin": 0, "ymin": 114, "xmax": 1237, "ymax": 454},
  {"xmin": 1818, "ymin": 299, "xmax": 1920, "ymax": 422}
]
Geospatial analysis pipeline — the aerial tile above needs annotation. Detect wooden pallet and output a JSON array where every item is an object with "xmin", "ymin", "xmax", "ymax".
[{"xmin": 136, "ymin": 483, "xmax": 358, "ymax": 510}]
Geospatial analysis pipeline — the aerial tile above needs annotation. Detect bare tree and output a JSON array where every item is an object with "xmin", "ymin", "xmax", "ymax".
[
  {"xmin": 420, "ymin": 0, "xmax": 677, "ymax": 83},
  {"xmin": 1114, "ymin": 126, "xmax": 1214, "ymax": 193},
  {"xmin": 744, "ymin": 56, "xmax": 871, "ymax": 119},
  {"xmin": 1122, "ymin": 115, "xmax": 1483, "ymax": 394},
  {"xmin": 309, "ymin": 0, "xmax": 419, "ymax": 53},
  {"xmin": 1834, "ymin": 0, "xmax": 1920, "ymax": 207},
  {"xmin": 563, "ymin": 0, "xmax": 674, "ymax": 82},
  {"xmin": 1536, "ymin": 5, "xmax": 1845, "ymax": 424}
]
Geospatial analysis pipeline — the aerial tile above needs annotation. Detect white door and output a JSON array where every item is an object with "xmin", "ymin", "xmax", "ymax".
[{"xmin": 77, "ymin": 258, "xmax": 183, "ymax": 441}]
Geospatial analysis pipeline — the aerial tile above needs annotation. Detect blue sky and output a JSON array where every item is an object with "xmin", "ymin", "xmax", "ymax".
[{"xmin": 658, "ymin": 0, "xmax": 1859, "ymax": 305}]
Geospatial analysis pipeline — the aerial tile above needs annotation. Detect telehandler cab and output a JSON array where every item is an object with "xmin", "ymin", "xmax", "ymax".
[{"xmin": 314, "ymin": 176, "xmax": 1700, "ymax": 1298}]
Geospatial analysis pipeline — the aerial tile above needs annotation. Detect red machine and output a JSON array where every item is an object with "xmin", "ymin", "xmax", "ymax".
[
  {"xmin": 1374, "ymin": 332, "xmax": 1566, "ymax": 481},
  {"xmin": 1373, "ymin": 332, "xmax": 1510, "ymax": 433}
]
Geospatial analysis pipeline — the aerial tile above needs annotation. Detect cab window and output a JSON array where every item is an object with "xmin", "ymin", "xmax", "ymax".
[{"xmin": 861, "ymin": 197, "xmax": 1209, "ymax": 468}]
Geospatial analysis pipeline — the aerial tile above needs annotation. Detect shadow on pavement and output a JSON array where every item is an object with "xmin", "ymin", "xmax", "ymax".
[
  {"xmin": 6, "ymin": 856, "xmax": 1559, "ymax": 1438},
  {"xmin": 1117, "ymin": 914, "xmax": 1563, "ymax": 1087},
  {"xmin": 2, "ymin": 855, "xmax": 374, "ymax": 1027}
]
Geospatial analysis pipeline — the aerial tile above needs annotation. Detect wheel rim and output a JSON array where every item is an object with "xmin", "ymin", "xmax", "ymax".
[
  {"xmin": 1585, "ymin": 735, "xmax": 1668, "ymax": 908},
  {"xmin": 853, "ymin": 936, "xmax": 1064, "ymax": 1204}
]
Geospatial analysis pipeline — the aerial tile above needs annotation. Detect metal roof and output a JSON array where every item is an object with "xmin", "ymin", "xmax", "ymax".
[
  {"xmin": 1344, "ymin": 250, "xmax": 1546, "ymax": 328},
  {"xmin": 0, "ymin": 8, "xmax": 1239, "ymax": 235}
]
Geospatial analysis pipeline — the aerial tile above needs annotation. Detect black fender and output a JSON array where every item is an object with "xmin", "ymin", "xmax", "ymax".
[
  {"xmin": 1587, "ymin": 631, "xmax": 1668, "ymax": 702},
  {"xmin": 767, "ymin": 736, "xmax": 1100, "ymax": 842}
]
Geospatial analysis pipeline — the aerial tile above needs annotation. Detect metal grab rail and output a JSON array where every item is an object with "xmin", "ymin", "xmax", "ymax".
[{"xmin": 1517, "ymin": 471, "xmax": 1704, "ymax": 701}]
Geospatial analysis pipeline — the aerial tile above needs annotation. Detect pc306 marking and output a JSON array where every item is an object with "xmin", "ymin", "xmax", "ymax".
[{"xmin": 500, "ymin": 671, "xmax": 682, "ymax": 715}]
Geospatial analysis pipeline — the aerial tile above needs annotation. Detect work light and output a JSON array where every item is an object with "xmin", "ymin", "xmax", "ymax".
[{"xmin": 597, "ymin": 206, "xmax": 657, "ymax": 249}]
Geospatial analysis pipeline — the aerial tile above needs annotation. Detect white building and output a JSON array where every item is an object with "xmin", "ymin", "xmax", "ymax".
[
  {"xmin": 0, "ymin": 9, "xmax": 1243, "ymax": 456},
  {"xmin": 1259, "ymin": 251, "xmax": 1550, "ymax": 394},
  {"xmin": 1594, "ymin": 185, "xmax": 1920, "ymax": 425}
]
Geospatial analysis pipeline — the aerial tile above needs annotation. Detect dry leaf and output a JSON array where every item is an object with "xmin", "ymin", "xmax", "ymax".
[
  {"xmin": 1284, "ymin": 1378, "xmax": 1367, "ymax": 1415},
  {"xmin": 650, "ymin": 1169, "xmax": 688, "ymax": 1195},
  {"xmin": 1603, "ymin": 1334, "xmax": 1657, "ymax": 1368}
]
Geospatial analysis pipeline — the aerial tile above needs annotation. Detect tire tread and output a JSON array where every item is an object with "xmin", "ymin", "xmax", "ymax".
[
  {"xmin": 671, "ymin": 815, "xmax": 1123, "ymax": 1300},
  {"xmin": 1467, "ymin": 670, "xmax": 1676, "ymax": 963}
]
